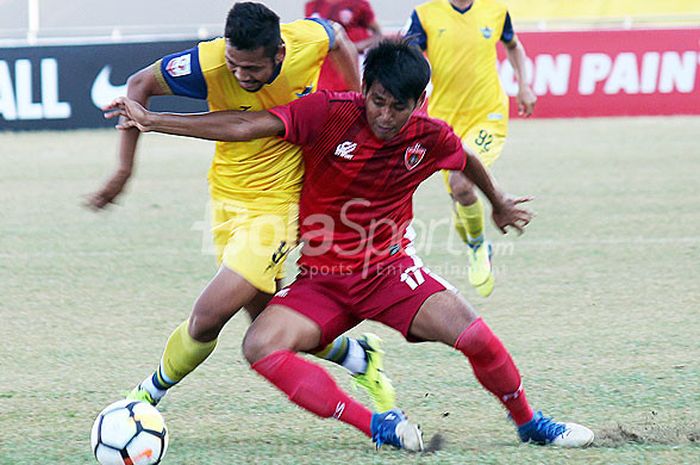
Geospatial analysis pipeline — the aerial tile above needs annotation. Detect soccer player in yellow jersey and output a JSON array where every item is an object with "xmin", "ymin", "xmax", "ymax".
[
  {"xmin": 87, "ymin": 2, "xmax": 394, "ymax": 410},
  {"xmin": 404, "ymin": 0, "xmax": 537, "ymax": 297}
]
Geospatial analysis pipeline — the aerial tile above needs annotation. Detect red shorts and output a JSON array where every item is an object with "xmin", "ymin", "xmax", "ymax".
[{"xmin": 269, "ymin": 254, "xmax": 457, "ymax": 349}]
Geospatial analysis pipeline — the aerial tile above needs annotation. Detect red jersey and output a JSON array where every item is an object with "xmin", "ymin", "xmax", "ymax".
[
  {"xmin": 305, "ymin": 0, "xmax": 377, "ymax": 91},
  {"xmin": 305, "ymin": 0, "xmax": 376, "ymax": 43},
  {"xmin": 269, "ymin": 91, "xmax": 466, "ymax": 273}
]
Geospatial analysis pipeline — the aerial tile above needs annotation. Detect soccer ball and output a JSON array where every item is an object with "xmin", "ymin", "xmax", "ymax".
[{"xmin": 91, "ymin": 399, "xmax": 169, "ymax": 465}]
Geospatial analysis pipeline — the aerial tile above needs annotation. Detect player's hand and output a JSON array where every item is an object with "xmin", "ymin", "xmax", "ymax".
[
  {"xmin": 84, "ymin": 169, "xmax": 130, "ymax": 210},
  {"xmin": 517, "ymin": 86, "xmax": 537, "ymax": 117},
  {"xmin": 492, "ymin": 195, "xmax": 534, "ymax": 235},
  {"xmin": 103, "ymin": 97, "xmax": 152, "ymax": 132}
]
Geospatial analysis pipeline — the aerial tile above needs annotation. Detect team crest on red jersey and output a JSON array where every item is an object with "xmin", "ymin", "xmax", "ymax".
[{"xmin": 404, "ymin": 143, "xmax": 427, "ymax": 171}]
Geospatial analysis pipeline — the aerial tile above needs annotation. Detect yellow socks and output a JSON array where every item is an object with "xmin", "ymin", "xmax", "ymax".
[
  {"xmin": 454, "ymin": 198, "xmax": 485, "ymax": 246},
  {"xmin": 156, "ymin": 320, "xmax": 218, "ymax": 388},
  {"xmin": 315, "ymin": 335, "xmax": 350, "ymax": 363},
  {"xmin": 315, "ymin": 335, "xmax": 368, "ymax": 375}
]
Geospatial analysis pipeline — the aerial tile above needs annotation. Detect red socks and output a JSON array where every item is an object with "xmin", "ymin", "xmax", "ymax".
[
  {"xmin": 252, "ymin": 320, "xmax": 533, "ymax": 435},
  {"xmin": 252, "ymin": 350, "xmax": 373, "ymax": 437},
  {"xmin": 455, "ymin": 317, "xmax": 534, "ymax": 426}
]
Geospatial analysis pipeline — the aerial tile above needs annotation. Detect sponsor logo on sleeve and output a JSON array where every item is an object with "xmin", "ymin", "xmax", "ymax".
[{"xmin": 165, "ymin": 54, "xmax": 192, "ymax": 78}]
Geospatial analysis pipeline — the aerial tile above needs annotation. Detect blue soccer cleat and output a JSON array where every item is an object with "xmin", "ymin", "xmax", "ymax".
[
  {"xmin": 370, "ymin": 408, "xmax": 424, "ymax": 452},
  {"xmin": 518, "ymin": 411, "xmax": 594, "ymax": 447}
]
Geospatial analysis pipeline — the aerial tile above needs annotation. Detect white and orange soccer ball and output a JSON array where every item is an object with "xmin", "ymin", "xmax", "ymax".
[{"xmin": 91, "ymin": 400, "xmax": 168, "ymax": 465}]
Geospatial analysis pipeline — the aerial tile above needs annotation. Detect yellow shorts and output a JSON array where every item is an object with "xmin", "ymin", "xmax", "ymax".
[
  {"xmin": 210, "ymin": 198, "xmax": 299, "ymax": 294},
  {"xmin": 441, "ymin": 121, "xmax": 508, "ymax": 194}
]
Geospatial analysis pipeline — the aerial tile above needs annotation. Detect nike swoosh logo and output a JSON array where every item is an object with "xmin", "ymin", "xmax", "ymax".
[{"xmin": 91, "ymin": 65, "xmax": 127, "ymax": 108}]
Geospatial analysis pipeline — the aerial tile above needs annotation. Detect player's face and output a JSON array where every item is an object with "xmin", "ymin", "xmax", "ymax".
[
  {"xmin": 364, "ymin": 82, "xmax": 419, "ymax": 140},
  {"xmin": 224, "ymin": 43, "xmax": 284, "ymax": 92}
]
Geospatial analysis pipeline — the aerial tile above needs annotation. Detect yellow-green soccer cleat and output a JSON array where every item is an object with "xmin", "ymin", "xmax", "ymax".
[
  {"xmin": 126, "ymin": 384, "xmax": 159, "ymax": 407},
  {"xmin": 467, "ymin": 241, "xmax": 494, "ymax": 297},
  {"xmin": 353, "ymin": 334, "xmax": 396, "ymax": 412}
]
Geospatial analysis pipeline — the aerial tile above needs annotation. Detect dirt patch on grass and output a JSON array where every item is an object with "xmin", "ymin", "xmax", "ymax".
[
  {"xmin": 423, "ymin": 433, "xmax": 446, "ymax": 453},
  {"xmin": 594, "ymin": 412, "xmax": 700, "ymax": 447}
]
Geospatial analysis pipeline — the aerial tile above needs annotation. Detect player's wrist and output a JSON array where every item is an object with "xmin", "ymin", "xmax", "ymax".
[
  {"xmin": 490, "ymin": 192, "xmax": 508, "ymax": 212},
  {"xmin": 140, "ymin": 111, "xmax": 158, "ymax": 131}
]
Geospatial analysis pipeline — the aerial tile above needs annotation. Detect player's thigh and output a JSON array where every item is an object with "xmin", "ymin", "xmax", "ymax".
[
  {"xmin": 408, "ymin": 290, "xmax": 479, "ymax": 346},
  {"xmin": 242, "ymin": 304, "xmax": 324, "ymax": 364},
  {"xmin": 358, "ymin": 256, "xmax": 462, "ymax": 342},
  {"xmin": 189, "ymin": 265, "xmax": 261, "ymax": 339},
  {"xmin": 260, "ymin": 273, "xmax": 360, "ymax": 353},
  {"xmin": 221, "ymin": 207, "xmax": 298, "ymax": 295},
  {"xmin": 242, "ymin": 279, "xmax": 283, "ymax": 321}
]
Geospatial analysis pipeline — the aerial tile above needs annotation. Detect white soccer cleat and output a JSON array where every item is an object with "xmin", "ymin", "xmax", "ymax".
[
  {"xmin": 395, "ymin": 419, "xmax": 425, "ymax": 451},
  {"xmin": 549, "ymin": 422, "xmax": 595, "ymax": 447},
  {"xmin": 517, "ymin": 411, "xmax": 594, "ymax": 448},
  {"xmin": 371, "ymin": 408, "xmax": 424, "ymax": 452}
]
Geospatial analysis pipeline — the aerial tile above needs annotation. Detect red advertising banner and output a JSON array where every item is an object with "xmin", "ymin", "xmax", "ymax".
[{"xmin": 499, "ymin": 28, "xmax": 700, "ymax": 118}]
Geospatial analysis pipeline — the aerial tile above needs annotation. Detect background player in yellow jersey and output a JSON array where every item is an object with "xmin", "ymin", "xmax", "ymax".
[
  {"xmin": 87, "ymin": 2, "xmax": 394, "ymax": 410},
  {"xmin": 404, "ymin": 0, "xmax": 537, "ymax": 297}
]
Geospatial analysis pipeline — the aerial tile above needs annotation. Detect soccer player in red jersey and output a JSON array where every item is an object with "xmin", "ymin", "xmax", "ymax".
[
  {"xmin": 305, "ymin": 0, "xmax": 382, "ymax": 90},
  {"xmin": 105, "ymin": 40, "xmax": 594, "ymax": 451}
]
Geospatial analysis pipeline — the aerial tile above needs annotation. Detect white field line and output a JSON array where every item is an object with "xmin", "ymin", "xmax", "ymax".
[
  {"xmin": 0, "ymin": 236, "xmax": 699, "ymax": 259},
  {"xmin": 511, "ymin": 236, "xmax": 700, "ymax": 247}
]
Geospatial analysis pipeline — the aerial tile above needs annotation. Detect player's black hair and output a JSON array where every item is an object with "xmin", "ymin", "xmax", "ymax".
[
  {"xmin": 224, "ymin": 2, "xmax": 282, "ymax": 58},
  {"xmin": 363, "ymin": 39, "xmax": 431, "ymax": 104}
]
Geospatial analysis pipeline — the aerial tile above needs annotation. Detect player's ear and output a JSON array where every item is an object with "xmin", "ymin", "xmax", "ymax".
[
  {"xmin": 414, "ymin": 91, "xmax": 427, "ymax": 111},
  {"xmin": 274, "ymin": 43, "xmax": 286, "ymax": 65}
]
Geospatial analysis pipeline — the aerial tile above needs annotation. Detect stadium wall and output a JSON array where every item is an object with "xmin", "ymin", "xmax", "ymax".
[{"xmin": 1, "ymin": 27, "xmax": 699, "ymax": 130}]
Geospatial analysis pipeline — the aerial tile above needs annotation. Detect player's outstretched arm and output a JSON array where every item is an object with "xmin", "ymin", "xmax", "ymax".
[
  {"xmin": 461, "ymin": 147, "xmax": 533, "ymax": 235},
  {"xmin": 85, "ymin": 65, "xmax": 168, "ymax": 210},
  {"xmin": 505, "ymin": 36, "xmax": 537, "ymax": 117},
  {"xmin": 104, "ymin": 96, "xmax": 285, "ymax": 142},
  {"xmin": 328, "ymin": 21, "xmax": 362, "ymax": 91}
]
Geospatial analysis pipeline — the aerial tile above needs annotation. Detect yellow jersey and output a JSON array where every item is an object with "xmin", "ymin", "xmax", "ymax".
[
  {"xmin": 406, "ymin": 0, "xmax": 512, "ymax": 131},
  {"xmin": 154, "ymin": 19, "xmax": 335, "ymax": 210}
]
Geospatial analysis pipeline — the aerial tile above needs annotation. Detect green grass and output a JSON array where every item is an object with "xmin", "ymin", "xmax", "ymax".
[{"xmin": 1, "ymin": 117, "xmax": 699, "ymax": 464}]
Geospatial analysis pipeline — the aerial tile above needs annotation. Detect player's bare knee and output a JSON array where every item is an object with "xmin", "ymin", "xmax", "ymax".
[
  {"xmin": 189, "ymin": 300, "xmax": 227, "ymax": 342},
  {"xmin": 187, "ymin": 314, "xmax": 219, "ymax": 342},
  {"xmin": 449, "ymin": 174, "xmax": 477, "ymax": 205},
  {"xmin": 242, "ymin": 324, "xmax": 288, "ymax": 364},
  {"xmin": 453, "ymin": 300, "xmax": 479, "ymax": 331},
  {"xmin": 410, "ymin": 291, "xmax": 479, "ymax": 345}
]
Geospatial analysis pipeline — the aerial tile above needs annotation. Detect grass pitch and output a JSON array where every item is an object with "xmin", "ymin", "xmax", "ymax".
[{"xmin": 1, "ymin": 117, "xmax": 699, "ymax": 464}]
